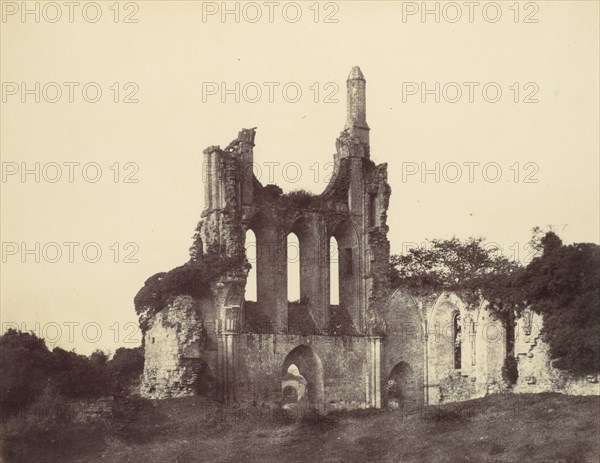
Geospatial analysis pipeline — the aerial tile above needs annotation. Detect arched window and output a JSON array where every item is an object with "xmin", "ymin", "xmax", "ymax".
[
  {"xmin": 244, "ymin": 229, "xmax": 257, "ymax": 301},
  {"xmin": 329, "ymin": 237, "xmax": 339, "ymax": 305},
  {"xmin": 287, "ymin": 233, "xmax": 300, "ymax": 302},
  {"xmin": 453, "ymin": 312, "xmax": 462, "ymax": 370}
]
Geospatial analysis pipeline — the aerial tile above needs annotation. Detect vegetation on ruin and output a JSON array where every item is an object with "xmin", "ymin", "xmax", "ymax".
[
  {"xmin": 389, "ymin": 230, "xmax": 600, "ymax": 376},
  {"xmin": 134, "ymin": 253, "xmax": 244, "ymax": 329},
  {"xmin": 279, "ymin": 189, "xmax": 320, "ymax": 209},
  {"xmin": 188, "ymin": 221, "xmax": 204, "ymax": 263}
]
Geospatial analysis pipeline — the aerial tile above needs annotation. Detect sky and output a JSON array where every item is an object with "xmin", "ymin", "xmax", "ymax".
[{"xmin": 1, "ymin": 1, "xmax": 598, "ymax": 355}]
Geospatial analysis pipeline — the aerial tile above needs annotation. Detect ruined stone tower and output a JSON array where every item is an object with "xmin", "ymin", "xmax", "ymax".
[{"xmin": 138, "ymin": 67, "xmax": 393, "ymax": 409}]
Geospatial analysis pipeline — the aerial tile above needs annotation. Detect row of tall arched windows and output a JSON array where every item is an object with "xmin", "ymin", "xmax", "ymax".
[{"xmin": 243, "ymin": 229, "xmax": 348, "ymax": 306}]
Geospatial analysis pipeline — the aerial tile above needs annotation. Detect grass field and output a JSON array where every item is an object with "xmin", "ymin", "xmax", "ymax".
[{"xmin": 2, "ymin": 392, "xmax": 599, "ymax": 463}]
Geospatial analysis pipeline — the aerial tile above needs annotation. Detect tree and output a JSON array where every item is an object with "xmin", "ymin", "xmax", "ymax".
[
  {"xmin": 109, "ymin": 347, "xmax": 144, "ymax": 395},
  {"xmin": 0, "ymin": 329, "xmax": 144, "ymax": 404},
  {"xmin": 48, "ymin": 348, "xmax": 112, "ymax": 399},
  {"xmin": 0, "ymin": 329, "xmax": 53, "ymax": 404},
  {"xmin": 390, "ymin": 237, "xmax": 520, "ymax": 309}
]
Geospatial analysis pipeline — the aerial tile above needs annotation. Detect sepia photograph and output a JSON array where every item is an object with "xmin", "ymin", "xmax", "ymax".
[{"xmin": 1, "ymin": 1, "xmax": 599, "ymax": 462}]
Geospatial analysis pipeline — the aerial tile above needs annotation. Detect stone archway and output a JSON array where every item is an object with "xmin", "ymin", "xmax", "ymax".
[
  {"xmin": 281, "ymin": 364, "xmax": 307, "ymax": 407},
  {"xmin": 387, "ymin": 361, "xmax": 413, "ymax": 408},
  {"xmin": 281, "ymin": 345, "xmax": 324, "ymax": 405}
]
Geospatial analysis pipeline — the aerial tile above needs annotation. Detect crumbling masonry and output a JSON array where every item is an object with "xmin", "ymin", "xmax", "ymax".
[{"xmin": 137, "ymin": 67, "xmax": 598, "ymax": 411}]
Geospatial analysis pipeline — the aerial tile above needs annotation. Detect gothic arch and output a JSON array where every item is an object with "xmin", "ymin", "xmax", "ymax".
[
  {"xmin": 426, "ymin": 293, "xmax": 469, "ymax": 388},
  {"xmin": 387, "ymin": 361, "xmax": 414, "ymax": 408},
  {"xmin": 282, "ymin": 345, "xmax": 324, "ymax": 405}
]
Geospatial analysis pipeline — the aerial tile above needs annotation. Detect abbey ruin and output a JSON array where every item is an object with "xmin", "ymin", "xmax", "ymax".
[{"xmin": 136, "ymin": 67, "xmax": 598, "ymax": 411}]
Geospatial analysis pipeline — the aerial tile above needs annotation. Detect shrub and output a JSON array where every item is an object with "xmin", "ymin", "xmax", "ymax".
[
  {"xmin": 0, "ymin": 329, "xmax": 143, "ymax": 407},
  {"xmin": 48, "ymin": 348, "xmax": 112, "ymax": 399},
  {"xmin": 110, "ymin": 347, "xmax": 144, "ymax": 395}
]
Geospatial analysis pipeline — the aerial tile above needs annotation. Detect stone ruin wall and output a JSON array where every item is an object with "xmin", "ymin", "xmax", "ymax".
[
  {"xmin": 137, "ymin": 66, "xmax": 598, "ymax": 409},
  {"xmin": 514, "ymin": 311, "xmax": 599, "ymax": 396}
]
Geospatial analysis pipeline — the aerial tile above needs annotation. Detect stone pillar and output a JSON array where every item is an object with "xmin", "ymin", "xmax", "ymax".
[
  {"xmin": 275, "ymin": 228, "xmax": 288, "ymax": 332},
  {"xmin": 316, "ymin": 220, "xmax": 329, "ymax": 331},
  {"xmin": 365, "ymin": 336, "xmax": 382, "ymax": 408},
  {"xmin": 215, "ymin": 317, "xmax": 237, "ymax": 406},
  {"xmin": 212, "ymin": 275, "xmax": 243, "ymax": 406}
]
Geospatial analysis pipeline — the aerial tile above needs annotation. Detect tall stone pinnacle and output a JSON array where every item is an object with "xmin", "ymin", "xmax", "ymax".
[{"xmin": 344, "ymin": 66, "xmax": 370, "ymax": 145}]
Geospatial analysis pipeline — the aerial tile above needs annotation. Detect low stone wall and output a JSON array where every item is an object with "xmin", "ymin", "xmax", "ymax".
[
  {"xmin": 235, "ymin": 333, "xmax": 375, "ymax": 410},
  {"xmin": 2, "ymin": 398, "xmax": 115, "ymax": 425}
]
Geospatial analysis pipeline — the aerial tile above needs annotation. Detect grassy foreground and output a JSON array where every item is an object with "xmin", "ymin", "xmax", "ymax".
[{"xmin": 2, "ymin": 392, "xmax": 599, "ymax": 463}]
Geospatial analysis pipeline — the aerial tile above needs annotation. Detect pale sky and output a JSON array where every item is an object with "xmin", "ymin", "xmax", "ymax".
[{"xmin": 1, "ymin": 1, "xmax": 598, "ymax": 354}]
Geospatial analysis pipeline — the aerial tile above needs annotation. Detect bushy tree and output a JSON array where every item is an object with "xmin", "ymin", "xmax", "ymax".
[
  {"xmin": 1, "ymin": 329, "xmax": 144, "ymax": 404},
  {"xmin": 109, "ymin": 347, "xmax": 144, "ymax": 394},
  {"xmin": 48, "ymin": 348, "xmax": 112, "ymax": 399},
  {"xmin": 0, "ymin": 329, "xmax": 53, "ymax": 404},
  {"xmin": 519, "ymin": 232, "xmax": 600, "ymax": 374},
  {"xmin": 390, "ymin": 237, "xmax": 521, "ymax": 309}
]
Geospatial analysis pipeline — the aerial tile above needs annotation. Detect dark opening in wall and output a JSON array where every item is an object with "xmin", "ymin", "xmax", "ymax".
[{"xmin": 453, "ymin": 312, "xmax": 462, "ymax": 370}]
